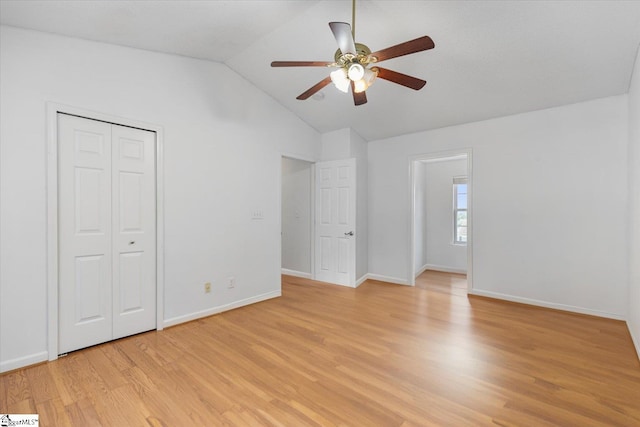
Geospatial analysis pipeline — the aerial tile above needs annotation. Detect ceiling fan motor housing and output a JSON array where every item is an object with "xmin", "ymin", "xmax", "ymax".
[{"xmin": 334, "ymin": 43, "xmax": 375, "ymax": 66}]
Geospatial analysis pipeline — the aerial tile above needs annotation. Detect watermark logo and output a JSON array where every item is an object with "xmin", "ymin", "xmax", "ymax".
[{"xmin": 0, "ymin": 414, "xmax": 39, "ymax": 426}]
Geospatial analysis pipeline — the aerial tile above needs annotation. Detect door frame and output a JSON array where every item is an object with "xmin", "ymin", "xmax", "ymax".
[
  {"xmin": 408, "ymin": 149, "xmax": 473, "ymax": 291},
  {"xmin": 46, "ymin": 103, "xmax": 165, "ymax": 360},
  {"xmin": 278, "ymin": 152, "xmax": 316, "ymax": 280}
]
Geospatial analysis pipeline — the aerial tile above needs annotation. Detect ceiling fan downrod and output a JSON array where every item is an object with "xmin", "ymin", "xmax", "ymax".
[{"xmin": 352, "ymin": 0, "xmax": 356, "ymax": 39}]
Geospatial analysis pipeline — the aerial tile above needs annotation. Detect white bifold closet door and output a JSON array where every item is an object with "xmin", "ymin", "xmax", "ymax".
[{"xmin": 58, "ymin": 113, "xmax": 156, "ymax": 354}]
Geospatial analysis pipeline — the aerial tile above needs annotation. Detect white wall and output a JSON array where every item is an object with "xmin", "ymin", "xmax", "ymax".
[
  {"xmin": 0, "ymin": 26, "xmax": 321, "ymax": 372},
  {"xmin": 369, "ymin": 95, "xmax": 629, "ymax": 318},
  {"xmin": 350, "ymin": 129, "xmax": 368, "ymax": 283},
  {"xmin": 281, "ymin": 157, "xmax": 312, "ymax": 276},
  {"xmin": 628, "ymin": 44, "xmax": 640, "ymax": 356},
  {"xmin": 413, "ymin": 161, "xmax": 427, "ymax": 274},
  {"xmin": 423, "ymin": 159, "xmax": 467, "ymax": 273},
  {"xmin": 320, "ymin": 128, "xmax": 351, "ymax": 161}
]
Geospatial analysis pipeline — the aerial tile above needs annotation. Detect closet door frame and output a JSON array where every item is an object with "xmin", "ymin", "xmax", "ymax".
[{"xmin": 46, "ymin": 102, "xmax": 165, "ymax": 361}]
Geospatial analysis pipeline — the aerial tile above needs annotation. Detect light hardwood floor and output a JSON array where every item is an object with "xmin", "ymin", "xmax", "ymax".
[{"xmin": 2, "ymin": 271, "xmax": 639, "ymax": 426}]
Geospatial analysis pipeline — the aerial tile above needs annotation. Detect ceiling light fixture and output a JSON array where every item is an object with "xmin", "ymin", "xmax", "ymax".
[
  {"xmin": 271, "ymin": 0, "xmax": 434, "ymax": 106},
  {"xmin": 330, "ymin": 68, "xmax": 350, "ymax": 93},
  {"xmin": 353, "ymin": 78, "xmax": 367, "ymax": 93},
  {"xmin": 347, "ymin": 63, "xmax": 365, "ymax": 81},
  {"xmin": 335, "ymin": 62, "xmax": 379, "ymax": 94},
  {"xmin": 326, "ymin": 1, "xmax": 379, "ymax": 96}
]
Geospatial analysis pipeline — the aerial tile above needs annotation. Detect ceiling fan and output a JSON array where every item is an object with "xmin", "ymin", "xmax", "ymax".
[{"xmin": 270, "ymin": 0, "xmax": 435, "ymax": 106}]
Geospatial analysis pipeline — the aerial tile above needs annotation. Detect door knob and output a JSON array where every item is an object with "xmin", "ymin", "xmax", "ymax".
[{"xmin": 344, "ymin": 231, "xmax": 354, "ymax": 236}]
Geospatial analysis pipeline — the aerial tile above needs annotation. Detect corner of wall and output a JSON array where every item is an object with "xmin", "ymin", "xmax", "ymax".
[
  {"xmin": 320, "ymin": 128, "xmax": 351, "ymax": 161},
  {"xmin": 627, "ymin": 41, "xmax": 640, "ymax": 360}
]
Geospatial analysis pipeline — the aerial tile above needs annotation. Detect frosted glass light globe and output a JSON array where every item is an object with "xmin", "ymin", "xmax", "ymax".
[
  {"xmin": 353, "ymin": 79, "xmax": 367, "ymax": 93},
  {"xmin": 347, "ymin": 63, "xmax": 365, "ymax": 81},
  {"xmin": 330, "ymin": 68, "xmax": 350, "ymax": 93}
]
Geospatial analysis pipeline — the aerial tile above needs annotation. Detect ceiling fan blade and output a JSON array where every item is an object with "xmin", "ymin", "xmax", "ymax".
[
  {"xmin": 329, "ymin": 22, "xmax": 357, "ymax": 55},
  {"xmin": 369, "ymin": 36, "xmax": 435, "ymax": 63},
  {"xmin": 271, "ymin": 61, "xmax": 334, "ymax": 67},
  {"xmin": 351, "ymin": 81, "xmax": 367, "ymax": 106},
  {"xmin": 375, "ymin": 67, "xmax": 426, "ymax": 90},
  {"xmin": 296, "ymin": 76, "xmax": 333, "ymax": 100}
]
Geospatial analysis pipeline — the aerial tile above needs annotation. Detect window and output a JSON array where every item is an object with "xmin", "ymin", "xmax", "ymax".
[{"xmin": 453, "ymin": 177, "xmax": 468, "ymax": 244}]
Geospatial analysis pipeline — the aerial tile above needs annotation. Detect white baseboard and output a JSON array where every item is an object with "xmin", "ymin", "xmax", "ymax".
[
  {"xmin": 365, "ymin": 273, "xmax": 409, "ymax": 286},
  {"xmin": 303, "ymin": 275, "xmax": 367, "ymax": 288},
  {"xmin": 282, "ymin": 271, "xmax": 405, "ymax": 288},
  {"xmin": 415, "ymin": 264, "xmax": 430, "ymax": 277},
  {"xmin": 163, "ymin": 290, "xmax": 281, "ymax": 328},
  {"xmin": 468, "ymin": 289, "xmax": 626, "ymax": 321},
  {"xmin": 0, "ymin": 351, "xmax": 48, "ymax": 373},
  {"xmin": 315, "ymin": 280, "xmax": 357, "ymax": 288},
  {"xmin": 355, "ymin": 274, "xmax": 368, "ymax": 287},
  {"xmin": 281, "ymin": 268, "xmax": 312, "ymax": 279},
  {"xmin": 417, "ymin": 264, "xmax": 467, "ymax": 276},
  {"xmin": 628, "ymin": 322, "xmax": 640, "ymax": 362}
]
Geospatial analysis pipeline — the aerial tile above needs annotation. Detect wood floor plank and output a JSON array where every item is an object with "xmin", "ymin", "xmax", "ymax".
[
  {"xmin": 64, "ymin": 397, "xmax": 103, "ymax": 426},
  {"xmin": 6, "ymin": 398, "xmax": 36, "ymax": 415},
  {"xmin": 1, "ymin": 271, "xmax": 639, "ymax": 425},
  {"xmin": 35, "ymin": 398, "xmax": 73, "ymax": 427},
  {"xmin": 84, "ymin": 346, "xmax": 130, "ymax": 392},
  {"xmin": 2, "ymin": 369, "xmax": 31, "ymax": 406},
  {"xmin": 91, "ymin": 384, "xmax": 150, "ymax": 426},
  {"xmin": 24, "ymin": 363, "xmax": 59, "ymax": 404}
]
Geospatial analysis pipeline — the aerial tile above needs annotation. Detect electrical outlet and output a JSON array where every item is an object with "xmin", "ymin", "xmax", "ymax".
[
  {"xmin": 204, "ymin": 282, "xmax": 212, "ymax": 293},
  {"xmin": 228, "ymin": 276, "xmax": 235, "ymax": 289}
]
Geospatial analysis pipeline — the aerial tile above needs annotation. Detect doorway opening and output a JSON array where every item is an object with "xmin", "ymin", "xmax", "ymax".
[
  {"xmin": 409, "ymin": 150, "xmax": 472, "ymax": 291},
  {"xmin": 280, "ymin": 156, "xmax": 314, "ymax": 279}
]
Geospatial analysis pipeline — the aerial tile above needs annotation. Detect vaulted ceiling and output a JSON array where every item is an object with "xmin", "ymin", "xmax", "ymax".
[{"xmin": 2, "ymin": 0, "xmax": 640, "ymax": 140}]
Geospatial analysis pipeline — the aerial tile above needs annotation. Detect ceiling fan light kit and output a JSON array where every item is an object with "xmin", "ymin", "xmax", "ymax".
[
  {"xmin": 347, "ymin": 63, "xmax": 365, "ymax": 81},
  {"xmin": 330, "ymin": 68, "xmax": 350, "ymax": 93},
  {"xmin": 270, "ymin": 0, "xmax": 435, "ymax": 106}
]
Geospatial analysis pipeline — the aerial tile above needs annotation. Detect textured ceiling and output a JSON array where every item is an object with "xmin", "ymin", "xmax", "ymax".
[{"xmin": 2, "ymin": 0, "xmax": 640, "ymax": 141}]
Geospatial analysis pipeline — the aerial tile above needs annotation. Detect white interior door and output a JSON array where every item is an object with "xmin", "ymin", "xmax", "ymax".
[
  {"xmin": 58, "ymin": 114, "xmax": 156, "ymax": 354},
  {"xmin": 314, "ymin": 158, "xmax": 356, "ymax": 286},
  {"xmin": 58, "ymin": 115, "xmax": 113, "ymax": 353},
  {"xmin": 112, "ymin": 124, "xmax": 156, "ymax": 339}
]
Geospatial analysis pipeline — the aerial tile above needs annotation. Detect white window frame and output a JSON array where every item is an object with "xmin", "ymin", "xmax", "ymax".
[{"xmin": 453, "ymin": 176, "xmax": 468, "ymax": 245}]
